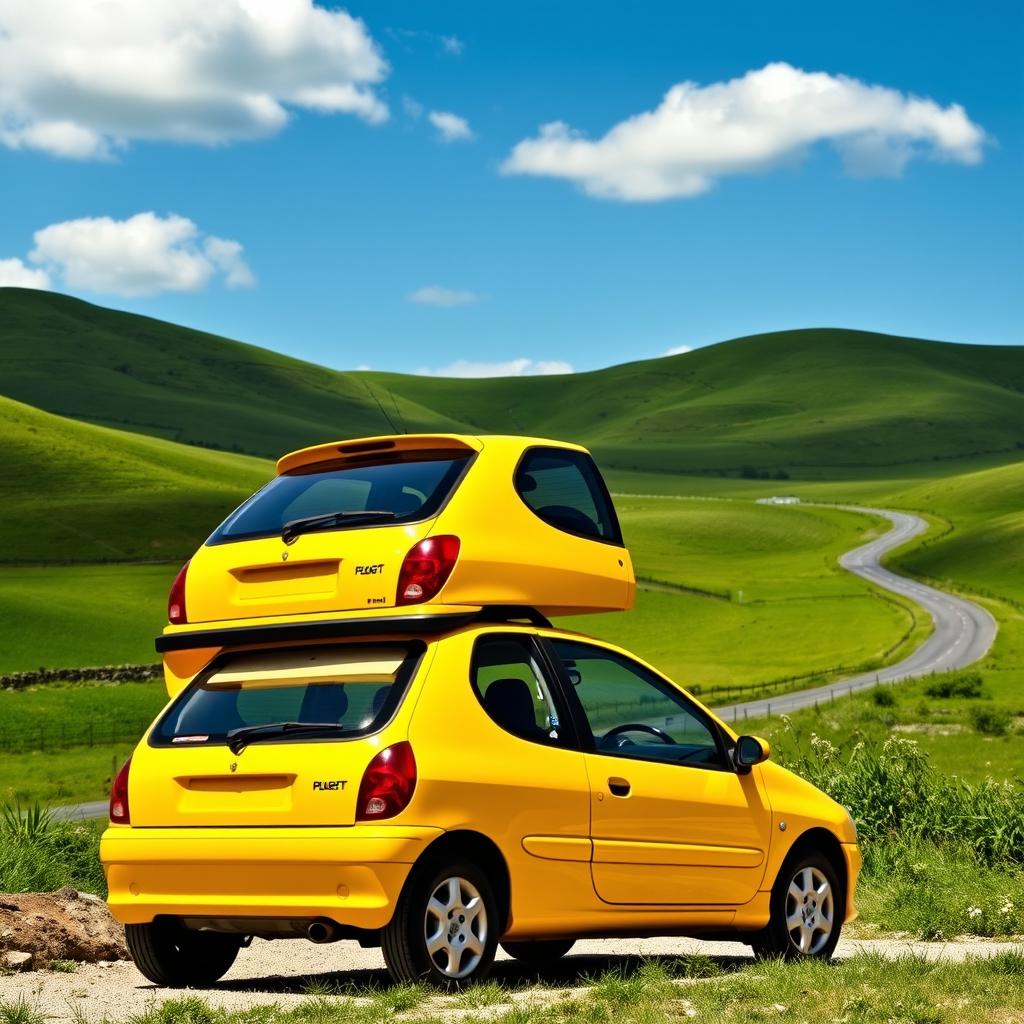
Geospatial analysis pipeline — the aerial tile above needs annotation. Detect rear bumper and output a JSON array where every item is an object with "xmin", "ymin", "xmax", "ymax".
[
  {"xmin": 101, "ymin": 824, "xmax": 442, "ymax": 929},
  {"xmin": 841, "ymin": 842, "xmax": 862, "ymax": 922}
]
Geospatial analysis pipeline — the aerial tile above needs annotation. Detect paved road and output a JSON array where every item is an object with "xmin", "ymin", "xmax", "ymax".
[
  {"xmin": 52, "ymin": 506, "xmax": 996, "ymax": 821},
  {"xmin": 713, "ymin": 506, "xmax": 997, "ymax": 723}
]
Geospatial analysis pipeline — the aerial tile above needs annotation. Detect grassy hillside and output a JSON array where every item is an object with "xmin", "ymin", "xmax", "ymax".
[
  {"xmin": 0, "ymin": 394, "xmax": 269, "ymax": 562},
  {"xmin": 2, "ymin": 287, "xmax": 1022, "ymax": 476}
]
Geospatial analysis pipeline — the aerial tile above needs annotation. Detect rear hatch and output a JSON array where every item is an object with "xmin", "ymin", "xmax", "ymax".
[
  {"xmin": 185, "ymin": 436, "xmax": 478, "ymax": 624},
  {"xmin": 130, "ymin": 641, "xmax": 423, "ymax": 827}
]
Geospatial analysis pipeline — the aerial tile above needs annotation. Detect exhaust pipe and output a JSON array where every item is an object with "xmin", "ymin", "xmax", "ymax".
[{"xmin": 306, "ymin": 920, "xmax": 340, "ymax": 944}]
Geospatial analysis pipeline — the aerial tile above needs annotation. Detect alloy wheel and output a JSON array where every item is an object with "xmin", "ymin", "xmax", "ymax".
[{"xmin": 424, "ymin": 875, "xmax": 488, "ymax": 979}]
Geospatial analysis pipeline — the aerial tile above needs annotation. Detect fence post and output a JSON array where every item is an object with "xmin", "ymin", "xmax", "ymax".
[{"xmin": 767, "ymin": 703, "xmax": 771, "ymax": 719}]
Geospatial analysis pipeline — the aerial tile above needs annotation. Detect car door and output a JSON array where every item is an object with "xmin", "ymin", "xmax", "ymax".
[{"xmin": 544, "ymin": 637, "xmax": 772, "ymax": 906}]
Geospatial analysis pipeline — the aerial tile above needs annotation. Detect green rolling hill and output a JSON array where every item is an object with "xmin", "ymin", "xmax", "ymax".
[{"xmin": 2, "ymin": 287, "xmax": 1022, "ymax": 477}]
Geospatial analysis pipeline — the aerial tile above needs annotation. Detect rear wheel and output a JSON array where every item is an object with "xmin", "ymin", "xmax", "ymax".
[
  {"xmin": 382, "ymin": 859, "xmax": 499, "ymax": 988},
  {"xmin": 500, "ymin": 939, "xmax": 575, "ymax": 966},
  {"xmin": 125, "ymin": 921, "xmax": 242, "ymax": 987},
  {"xmin": 751, "ymin": 852, "xmax": 842, "ymax": 960}
]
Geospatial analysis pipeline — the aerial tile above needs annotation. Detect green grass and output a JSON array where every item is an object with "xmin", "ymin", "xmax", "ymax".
[
  {"xmin": 4, "ymin": 955, "xmax": 1022, "ymax": 1023},
  {"xmin": 0, "ymin": 744, "xmax": 139, "ymax": 805}
]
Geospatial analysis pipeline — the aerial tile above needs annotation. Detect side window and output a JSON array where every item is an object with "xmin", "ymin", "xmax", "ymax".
[
  {"xmin": 515, "ymin": 448, "xmax": 622, "ymax": 544},
  {"xmin": 471, "ymin": 635, "xmax": 564, "ymax": 746},
  {"xmin": 550, "ymin": 639, "xmax": 725, "ymax": 769}
]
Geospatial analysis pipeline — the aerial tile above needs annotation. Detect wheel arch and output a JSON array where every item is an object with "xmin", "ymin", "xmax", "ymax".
[
  {"xmin": 778, "ymin": 827, "xmax": 848, "ymax": 916},
  {"xmin": 413, "ymin": 829, "xmax": 512, "ymax": 932}
]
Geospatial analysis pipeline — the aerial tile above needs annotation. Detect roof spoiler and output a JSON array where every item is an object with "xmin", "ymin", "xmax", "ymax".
[{"xmin": 276, "ymin": 434, "xmax": 481, "ymax": 476}]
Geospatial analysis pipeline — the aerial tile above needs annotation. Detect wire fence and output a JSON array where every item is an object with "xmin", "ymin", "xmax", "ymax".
[{"xmin": 0, "ymin": 718, "xmax": 152, "ymax": 753}]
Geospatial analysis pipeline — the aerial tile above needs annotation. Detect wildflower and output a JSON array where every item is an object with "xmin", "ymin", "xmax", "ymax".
[{"xmin": 967, "ymin": 907, "xmax": 982, "ymax": 920}]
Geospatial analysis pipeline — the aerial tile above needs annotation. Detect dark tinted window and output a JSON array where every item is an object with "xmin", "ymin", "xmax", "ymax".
[
  {"xmin": 551, "ymin": 639, "xmax": 725, "ymax": 769},
  {"xmin": 515, "ymin": 448, "xmax": 621, "ymax": 544},
  {"xmin": 471, "ymin": 635, "xmax": 565, "ymax": 746},
  {"xmin": 151, "ymin": 644, "xmax": 420, "ymax": 747},
  {"xmin": 209, "ymin": 452, "xmax": 471, "ymax": 544}
]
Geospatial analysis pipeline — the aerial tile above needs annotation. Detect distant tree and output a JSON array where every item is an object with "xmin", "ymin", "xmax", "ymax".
[
  {"xmin": 773, "ymin": 469, "xmax": 790, "ymax": 480},
  {"xmin": 740, "ymin": 465, "xmax": 759, "ymax": 479}
]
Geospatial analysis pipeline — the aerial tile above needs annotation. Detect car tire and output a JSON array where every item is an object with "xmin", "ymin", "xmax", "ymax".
[
  {"xmin": 382, "ymin": 859, "xmax": 499, "ymax": 988},
  {"xmin": 751, "ymin": 850, "xmax": 843, "ymax": 960},
  {"xmin": 124, "ymin": 921, "xmax": 243, "ymax": 986},
  {"xmin": 500, "ymin": 939, "xmax": 575, "ymax": 965}
]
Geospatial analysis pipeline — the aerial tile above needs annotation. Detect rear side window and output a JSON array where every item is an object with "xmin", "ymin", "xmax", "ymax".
[
  {"xmin": 151, "ymin": 643, "xmax": 422, "ymax": 747},
  {"xmin": 208, "ymin": 451, "xmax": 472, "ymax": 544},
  {"xmin": 471, "ymin": 634, "xmax": 565, "ymax": 746},
  {"xmin": 514, "ymin": 448, "xmax": 622, "ymax": 544}
]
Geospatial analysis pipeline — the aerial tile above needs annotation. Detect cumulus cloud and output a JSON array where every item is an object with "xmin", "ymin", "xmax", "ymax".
[
  {"xmin": 408, "ymin": 285, "xmax": 481, "ymax": 307},
  {"xmin": 417, "ymin": 358, "xmax": 574, "ymax": 378},
  {"xmin": 502, "ymin": 62, "xmax": 986, "ymax": 201},
  {"xmin": 440, "ymin": 35, "xmax": 464, "ymax": 56},
  {"xmin": 25, "ymin": 212, "xmax": 254, "ymax": 296},
  {"xmin": 0, "ymin": 0, "xmax": 389, "ymax": 160},
  {"xmin": 429, "ymin": 110, "xmax": 473, "ymax": 142},
  {"xmin": 0, "ymin": 258, "xmax": 50, "ymax": 289},
  {"xmin": 663, "ymin": 344, "xmax": 692, "ymax": 356}
]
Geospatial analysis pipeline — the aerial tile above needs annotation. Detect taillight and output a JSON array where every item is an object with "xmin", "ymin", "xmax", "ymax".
[
  {"xmin": 396, "ymin": 536, "xmax": 460, "ymax": 605},
  {"xmin": 168, "ymin": 560, "xmax": 190, "ymax": 624},
  {"xmin": 110, "ymin": 757, "xmax": 132, "ymax": 824},
  {"xmin": 356, "ymin": 742, "xmax": 417, "ymax": 821}
]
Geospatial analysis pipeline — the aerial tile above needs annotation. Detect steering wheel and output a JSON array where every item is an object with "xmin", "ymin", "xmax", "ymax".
[{"xmin": 602, "ymin": 723, "xmax": 676, "ymax": 747}]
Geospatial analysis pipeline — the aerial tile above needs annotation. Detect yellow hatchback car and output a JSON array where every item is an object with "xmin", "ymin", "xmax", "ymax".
[{"xmin": 103, "ymin": 618, "xmax": 859, "ymax": 987}]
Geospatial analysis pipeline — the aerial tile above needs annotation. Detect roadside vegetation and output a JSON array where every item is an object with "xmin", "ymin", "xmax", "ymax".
[{"xmin": 4, "ymin": 953, "xmax": 1024, "ymax": 1023}]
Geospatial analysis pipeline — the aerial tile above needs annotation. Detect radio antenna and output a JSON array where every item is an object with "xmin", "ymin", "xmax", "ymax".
[
  {"xmin": 386, "ymin": 386, "xmax": 408, "ymax": 434},
  {"xmin": 362, "ymin": 378, "xmax": 398, "ymax": 433}
]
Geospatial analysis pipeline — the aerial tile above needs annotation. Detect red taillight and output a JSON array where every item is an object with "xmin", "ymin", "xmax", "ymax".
[
  {"xmin": 356, "ymin": 742, "xmax": 417, "ymax": 821},
  {"xmin": 396, "ymin": 536, "xmax": 460, "ymax": 605},
  {"xmin": 110, "ymin": 757, "xmax": 132, "ymax": 824},
  {"xmin": 168, "ymin": 560, "xmax": 190, "ymax": 624}
]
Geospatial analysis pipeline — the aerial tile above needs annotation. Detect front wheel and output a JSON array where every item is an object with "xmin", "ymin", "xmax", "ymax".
[
  {"xmin": 500, "ymin": 939, "xmax": 575, "ymax": 966},
  {"xmin": 125, "ymin": 921, "xmax": 242, "ymax": 986},
  {"xmin": 751, "ymin": 852, "xmax": 842, "ymax": 960},
  {"xmin": 382, "ymin": 860, "xmax": 499, "ymax": 988}
]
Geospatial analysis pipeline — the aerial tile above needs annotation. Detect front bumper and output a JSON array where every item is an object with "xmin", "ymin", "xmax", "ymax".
[
  {"xmin": 101, "ymin": 825, "xmax": 442, "ymax": 929},
  {"xmin": 842, "ymin": 842, "xmax": 862, "ymax": 922}
]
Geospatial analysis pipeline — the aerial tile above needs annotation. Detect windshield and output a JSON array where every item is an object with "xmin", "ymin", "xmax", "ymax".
[
  {"xmin": 150, "ymin": 643, "xmax": 423, "ymax": 747},
  {"xmin": 208, "ymin": 451, "xmax": 472, "ymax": 544}
]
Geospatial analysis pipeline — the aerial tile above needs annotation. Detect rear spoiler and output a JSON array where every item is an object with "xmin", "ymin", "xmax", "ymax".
[
  {"xmin": 155, "ymin": 606, "xmax": 552, "ymax": 653},
  {"xmin": 276, "ymin": 434, "xmax": 481, "ymax": 476}
]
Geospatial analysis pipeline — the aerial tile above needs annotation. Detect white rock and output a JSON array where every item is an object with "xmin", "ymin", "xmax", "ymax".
[{"xmin": 2, "ymin": 950, "xmax": 34, "ymax": 970}]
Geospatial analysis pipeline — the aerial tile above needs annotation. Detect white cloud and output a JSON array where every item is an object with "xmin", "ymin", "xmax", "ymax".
[
  {"xmin": 428, "ymin": 110, "xmax": 473, "ymax": 142},
  {"xmin": 0, "ymin": 0, "xmax": 389, "ymax": 160},
  {"xmin": 417, "ymin": 358, "xmax": 574, "ymax": 378},
  {"xmin": 663, "ymin": 344, "xmax": 692, "ymax": 356},
  {"xmin": 402, "ymin": 95, "xmax": 424, "ymax": 119},
  {"xmin": 0, "ymin": 258, "xmax": 50, "ymax": 289},
  {"xmin": 440, "ymin": 35, "xmax": 464, "ymax": 56},
  {"xmin": 27, "ymin": 212, "xmax": 254, "ymax": 297},
  {"xmin": 408, "ymin": 285, "xmax": 481, "ymax": 307},
  {"xmin": 501, "ymin": 62, "xmax": 986, "ymax": 201}
]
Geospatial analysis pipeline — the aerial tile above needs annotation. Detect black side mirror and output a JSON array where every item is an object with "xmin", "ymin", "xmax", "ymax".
[{"xmin": 734, "ymin": 734, "xmax": 770, "ymax": 773}]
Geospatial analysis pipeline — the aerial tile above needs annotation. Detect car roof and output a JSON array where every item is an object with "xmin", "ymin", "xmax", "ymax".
[{"xmin": 276, "ymin": 433, "xmax": 589, "ymax": 475}]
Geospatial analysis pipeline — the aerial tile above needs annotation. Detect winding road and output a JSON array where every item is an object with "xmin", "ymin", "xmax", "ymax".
[
  {"xmin": 52, "ymin": 505, "xmax": 996, "ymax": 821},
  {"xmin": 713, "ymin": 506, "xmax": 997, "ymax": 722}
]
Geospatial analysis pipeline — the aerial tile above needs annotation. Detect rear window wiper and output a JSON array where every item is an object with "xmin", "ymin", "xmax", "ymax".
[
  {"xmin": 282, "ymin": 509, "xmax": 396, "ymax": 544},
  {"xmin": 225, "ymin": 721, "xmax": 347, "ymax": 754}
]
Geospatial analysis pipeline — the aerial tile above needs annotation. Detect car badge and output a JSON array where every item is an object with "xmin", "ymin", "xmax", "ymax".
[
  {"xmin": 281, "ymin": 551, "xmax": 289, "ymax": 561},
  {"xmin": 229, "ymin": 762, "xmax": 238, "ymax": 773}
]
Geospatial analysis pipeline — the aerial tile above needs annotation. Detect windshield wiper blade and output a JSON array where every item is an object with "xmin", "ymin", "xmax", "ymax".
[
  {"xmin": 282, "ymin": 509, "xmax": 396, "ymax": 544},
  {"xmin": 225, "ymin": 721, "xmax": 345, "ymax": 754}
]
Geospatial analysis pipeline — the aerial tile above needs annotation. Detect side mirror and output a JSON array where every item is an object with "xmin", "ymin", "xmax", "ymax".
[{"xmin": 734, "ymin": 735, "xmax": 770, "ymax": 773}]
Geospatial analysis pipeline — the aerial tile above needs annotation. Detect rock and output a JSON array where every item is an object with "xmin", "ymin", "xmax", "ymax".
[
  {"xmin": 0, "ymin": 890, "xmax": 128, "ymax": 970},
  {"xmin": 2, "ymin": 950, "xmax": 33, "ymax": 970}
]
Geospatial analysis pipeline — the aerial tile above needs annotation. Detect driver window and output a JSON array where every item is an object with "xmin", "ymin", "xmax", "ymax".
[{"xmin": 550, "ymin": 639, "xmax": 725, "ymax": 769}]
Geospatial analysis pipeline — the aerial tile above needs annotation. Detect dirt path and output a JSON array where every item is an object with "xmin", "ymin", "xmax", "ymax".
[{"xmin": 3, "ymin": 935, "xmax": 1021, "ymax": 1021}]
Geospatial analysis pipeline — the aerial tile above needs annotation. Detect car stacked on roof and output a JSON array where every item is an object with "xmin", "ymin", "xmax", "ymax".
[{"xmin": 101, "ymin": 433, "xmax": 860, "ymax": 988}]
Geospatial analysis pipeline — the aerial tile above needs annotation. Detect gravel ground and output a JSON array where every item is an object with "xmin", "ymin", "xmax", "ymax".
[{"xmin": 2, "ymin": 935, "xmax": 1022, "ymax": 1022}]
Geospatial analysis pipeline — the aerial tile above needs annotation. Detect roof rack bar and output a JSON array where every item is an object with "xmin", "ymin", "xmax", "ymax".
[{"xmin": 155, "ymin": 606, "xmax": 552, "ymax": 653}]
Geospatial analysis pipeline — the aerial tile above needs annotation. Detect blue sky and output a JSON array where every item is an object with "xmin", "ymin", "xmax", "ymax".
[{"xmin": 0, "ymin": 0, "xmax": 1021, "ymax": 375}]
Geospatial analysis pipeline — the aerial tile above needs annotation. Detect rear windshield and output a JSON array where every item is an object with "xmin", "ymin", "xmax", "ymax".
[
  {"xmin": 150, "ymin": 643, "xmax": 422, "ymax": 747},
  {"xmin": 208, "ymin": 451, "xmax": 472, "ymax": 544}
]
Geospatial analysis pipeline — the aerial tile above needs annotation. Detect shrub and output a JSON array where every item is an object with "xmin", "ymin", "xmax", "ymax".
[
  {"xmin": 870, "ymin": 686, "xmax": 896, "ymax": 707},
  {"xmin": 924, "ymin": 671, "xmax": 985, "ymax": 699},
  {"xmin": 970, "ymin": 706, "xmax": 1012, "ymax": 737}
]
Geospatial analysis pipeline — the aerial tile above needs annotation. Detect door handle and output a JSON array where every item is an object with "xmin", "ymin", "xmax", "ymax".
[{"xmin": 608, "ymin": 777, "xmax": 631, "ymax": 797}]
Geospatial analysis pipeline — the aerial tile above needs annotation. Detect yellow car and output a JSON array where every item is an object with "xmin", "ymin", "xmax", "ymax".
[
  {"xmin": 160, "ymin": 434, "xmax": 634, "ymax": 681},
  {"xmin": 102, "ymin": 616, "xmax": 860, "ymax": 988}
]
